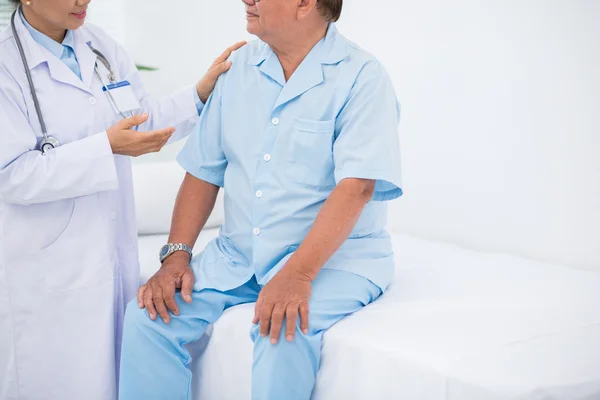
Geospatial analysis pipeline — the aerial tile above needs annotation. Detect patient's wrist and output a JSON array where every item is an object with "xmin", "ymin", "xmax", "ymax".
[
  {"xmin": 161, "ymin": 249, "xmax": 191, "ymax": 266},
  {"xmin": 283, "ymin": 260, "xmax": 317, "ymax": 283}
]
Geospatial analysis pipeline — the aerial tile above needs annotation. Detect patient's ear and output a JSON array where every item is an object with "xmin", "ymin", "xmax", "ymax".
[{"xmin": 296, "ymin": 0, "xmax": 318, "ymax": 20}]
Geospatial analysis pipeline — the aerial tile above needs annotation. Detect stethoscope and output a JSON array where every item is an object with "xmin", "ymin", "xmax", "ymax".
[{"xmin": 11, "ymin": 7, "xmax": 130, "ymax": 154}]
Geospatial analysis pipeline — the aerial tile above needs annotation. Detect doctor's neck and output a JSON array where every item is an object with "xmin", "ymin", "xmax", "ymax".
[{"xmin": 21, "ymin": 7, "xmax": 67, "ymax": 43}]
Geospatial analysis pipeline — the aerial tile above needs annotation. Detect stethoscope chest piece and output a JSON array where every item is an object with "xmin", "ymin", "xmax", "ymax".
[{"xmin": 39, "ymin": 136, "xmax": 60, "ymax": 155}]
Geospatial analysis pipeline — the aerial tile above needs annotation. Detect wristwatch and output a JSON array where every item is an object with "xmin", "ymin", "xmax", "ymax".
[{"xmin": 159, "ymin": 243, "xmax": 193, "ymax": 263}]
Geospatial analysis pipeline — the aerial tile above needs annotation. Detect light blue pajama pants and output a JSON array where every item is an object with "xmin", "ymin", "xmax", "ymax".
[{"xmin": 118, "ymin": 269, "xmax": 381, "ymax": 400}]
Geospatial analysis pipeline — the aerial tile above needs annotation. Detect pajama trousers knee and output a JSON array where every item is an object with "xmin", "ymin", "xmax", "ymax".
[{"xmin": 119, "ymin": 270, "xmax": 381, "ymax": 400}]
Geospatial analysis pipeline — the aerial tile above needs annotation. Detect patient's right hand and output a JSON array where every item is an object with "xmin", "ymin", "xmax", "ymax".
[{"xmin": 137, "ymin": 253, "xmax": 194, "ymax": 324}]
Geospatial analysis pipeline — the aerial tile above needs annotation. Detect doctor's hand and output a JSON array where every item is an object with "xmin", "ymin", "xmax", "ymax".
[
  {"xmin": 253, "ymin": 268, "xmax": 312, "ymax": 345},
  {"xmin": 196, "ymin": 41, "xmax": 247, "ymax": 103},
  {"xmin": 137, "ymin": 253, "xmax": 195, "ymax": 324},
  {"xmin": 107, "ymin": 113, "xmax": 175, "ymax": 157}
]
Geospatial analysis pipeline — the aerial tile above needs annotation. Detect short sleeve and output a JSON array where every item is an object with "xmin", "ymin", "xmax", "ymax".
[
  {"xmin": 333, "ymin": 61, "xmax": 403, "ymax": 201},
  {"xmin": 193, "ymin": 89, "xmax": 205, "ymax": 116},
  {"xmin": 177, "ymin": 77, "xmax": 227, "ymax": 187}
]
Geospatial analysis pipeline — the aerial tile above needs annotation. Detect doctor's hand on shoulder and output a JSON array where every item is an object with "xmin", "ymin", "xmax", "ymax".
[
  {"xmin": 108, "ymin": 41, "xmax": 246, "ymax": 158},
  {"xmin": 137, "ymin": 252, "xmax": 194, "ymax": 324},
  {"xmin": 195, "ymin": 41, "xmax": 246, "ymax": 103}
]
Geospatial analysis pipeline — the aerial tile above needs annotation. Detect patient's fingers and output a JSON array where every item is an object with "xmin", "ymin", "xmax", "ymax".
[
  {"xmin": 269, "ymin": 304, "xmax": 286, "ymax": 344},
  {"xmin": 163, "ymin": 281, "xmax": 179, "ymax": 316},
  {"xmin": 137, "ymin": 285, "xmax": 146, "ymax": 308},
  {"xmin": 181, "ymin": 269, "xmax": 195, "ymax": 304},
  {"xmin": 143, "ymin": 285, "xmax": 157, "ymax": 321},
  {"xmin": 259, "ymin": 302, "xmax": 274, "ymax": 338},
  {"xmin": 299, "ymin": 302, "xmax": 309, "ymax": 335},
  {"xmin": 285, "ymin": 304, "xmax": 299, "ymax": 342},
  {"xmin": 152, "ymin": 284, "xmax": 170, "ymax": 324},
  {"xmin": 252, "ymin": 298, "xmax": 262, "ymax": 325}
]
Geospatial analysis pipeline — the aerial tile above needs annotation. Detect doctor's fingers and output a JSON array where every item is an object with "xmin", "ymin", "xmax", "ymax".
[
  {"xmin": 136, "ymin": 128, "xmax": 175, "ymax": 155},
  {"xmin": 211, "ymin": 41, "xmax": 247, "ymax": 67},
  {"xmin": 118, "ymin": 112, "xmax": 150, "ymax": 130}
]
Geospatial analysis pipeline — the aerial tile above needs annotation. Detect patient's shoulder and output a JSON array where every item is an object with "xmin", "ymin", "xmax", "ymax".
[{"xmin": 344, "ymin": 40, "xmax": 380, "ymax": 67}]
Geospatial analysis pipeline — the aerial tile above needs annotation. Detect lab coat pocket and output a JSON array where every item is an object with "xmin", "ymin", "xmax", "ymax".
[
  {"xmin": 286, "ymin": 118, "xmax": 336, "ymax": 187},
  {"xmin": 4, "ymin": 199, "xmax": 75, "ymax": 253},
  {"xmin": 40, "ymin": 196, "xmax": 113, "ymax": 293}
]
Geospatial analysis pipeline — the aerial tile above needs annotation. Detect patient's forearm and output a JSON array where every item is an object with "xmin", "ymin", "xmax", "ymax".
[
  {"xmin": 283, "ymin": 178, "xmax": 375, "ymax": 281},
  {"xmin": 167, "ymin": 173, "xmax": 220, "ymax": 251}
]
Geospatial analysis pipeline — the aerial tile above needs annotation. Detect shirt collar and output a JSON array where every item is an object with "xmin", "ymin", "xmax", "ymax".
[
  {"xmin": 248, "ymin": 22, "xmax": 347, "ymax": 67},
  {"xmin": 20, "ymin": 9, "xmax": 75, "ymax": 59}
]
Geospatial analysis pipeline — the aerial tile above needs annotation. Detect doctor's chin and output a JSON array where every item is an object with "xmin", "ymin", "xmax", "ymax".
[{"xmin": 0, "ymin": 0, "xmax": 598, "ymax": 399}]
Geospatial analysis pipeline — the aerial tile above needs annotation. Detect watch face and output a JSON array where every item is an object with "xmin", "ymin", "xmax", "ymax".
[{"xmin": 159, "ymin": 245, "xmax": 170, "ymax": 259}]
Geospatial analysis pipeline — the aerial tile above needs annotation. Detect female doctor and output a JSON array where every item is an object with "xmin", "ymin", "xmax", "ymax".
[{"xmin": 0, "ymin": 0, "xmax": 243, "ymax": 399}]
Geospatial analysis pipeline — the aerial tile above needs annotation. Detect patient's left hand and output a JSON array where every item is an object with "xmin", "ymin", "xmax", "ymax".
[
  {"xmin": 253, "ymin": 269, "xmax": 312, "ymax": 345},
  {"xmin": 196, "ymin": 41, "xmax": 247, "ymax": 103}
]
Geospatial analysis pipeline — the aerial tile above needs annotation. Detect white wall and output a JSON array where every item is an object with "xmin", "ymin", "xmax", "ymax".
[
  {"xmin": 86, "ymin": 0, "xmax": 126, "ymax": 45},
  {"xmin": 114, "ymin": 0, "xmax": 599, "ymax": 269}
]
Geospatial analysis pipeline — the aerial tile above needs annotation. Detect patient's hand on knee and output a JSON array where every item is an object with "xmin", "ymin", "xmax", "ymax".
[
  {"xmin": 137, "ymin": 253, "xmax": 195, "ymax": 324},
  {"xmin": 253, "ymin": 269, "xmax": 312, "ymax": 345}
]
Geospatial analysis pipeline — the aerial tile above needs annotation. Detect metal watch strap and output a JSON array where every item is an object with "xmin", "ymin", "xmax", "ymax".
[{"xmin": 161, "ymin": 243, "xmax": 193, "ymax": 263}]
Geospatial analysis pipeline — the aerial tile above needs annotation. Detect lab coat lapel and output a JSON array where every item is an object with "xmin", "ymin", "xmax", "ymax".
[
  {"xmin": 12, "ymin": 12, "xmax": 95, "ymax": 94},
  {"xmin": 73, "ymin": 31, "xmax": 98, "ymax": 91},
  {"xmin": 44, "ymin": 55, "xmax": 91, "ymax": 93}
]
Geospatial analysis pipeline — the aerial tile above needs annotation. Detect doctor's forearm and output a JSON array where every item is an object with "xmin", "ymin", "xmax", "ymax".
[
  {"xmin": 282, "ymin": 178, "xmax": 375, "ymax": 281},
  {"xmin": 167, "ymin": 173, "xmax": 220, "ymax": 251},
  {"xmin": 136, "ymin": 87, "xmax": 199, "ymax": 145},
  {"xmin": 0, "ymin": 132, "xmax": 118, "ymax": 205}
]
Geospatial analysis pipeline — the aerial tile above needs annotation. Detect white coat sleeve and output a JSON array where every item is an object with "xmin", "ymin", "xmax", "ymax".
[
  {"xmin": 113, "ymin": 42, "xmax": 201, "ymax": 144},
  {"xmin": 0, "ymin": 67, "xmax": 119, "ymax": 206}
]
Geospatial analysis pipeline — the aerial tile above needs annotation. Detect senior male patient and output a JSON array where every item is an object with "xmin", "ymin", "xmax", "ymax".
[{"xmin": 119, "ymin": 0, "xmax": 402, "ymax": 399}]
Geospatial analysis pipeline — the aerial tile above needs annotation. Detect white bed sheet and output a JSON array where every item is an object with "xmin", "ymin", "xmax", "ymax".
[{"xmin": 138, "ymin": 232, "xmax": 600, "ymax": 400}]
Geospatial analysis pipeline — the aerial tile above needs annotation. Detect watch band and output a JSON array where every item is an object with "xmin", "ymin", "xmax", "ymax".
[{"xmin": 160, "ymin": 243, "xmax": 193, "ymax": 263}]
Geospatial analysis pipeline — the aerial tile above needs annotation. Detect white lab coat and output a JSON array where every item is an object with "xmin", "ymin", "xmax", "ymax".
[{"xmin": 0, "ymin": 16, "xmax": 199, "ymax": 400}]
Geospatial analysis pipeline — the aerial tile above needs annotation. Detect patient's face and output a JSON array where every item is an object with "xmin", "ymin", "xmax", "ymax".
[{"xmin": 243, "ymin": 0, "xmax": 297, "ymax": 41}]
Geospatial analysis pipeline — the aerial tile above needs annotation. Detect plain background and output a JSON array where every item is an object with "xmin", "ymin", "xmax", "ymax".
[{"xmin": 86, "ymin": 0, "xmax": 600, "ymax": 271}]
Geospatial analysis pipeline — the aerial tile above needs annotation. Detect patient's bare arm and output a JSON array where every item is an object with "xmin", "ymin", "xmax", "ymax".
[{"xmin": 138, "ymin": 173, "xmax": 220, "ymax": 324}]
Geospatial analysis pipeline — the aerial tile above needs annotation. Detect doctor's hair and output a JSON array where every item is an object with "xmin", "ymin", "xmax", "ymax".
[
  {"xmin": 9, "ymin": 0, "xmax": 20, "ymax": 5},
  {"xmin": 317, "ymin": 0, "xmax": 342, "ymax": 22}
]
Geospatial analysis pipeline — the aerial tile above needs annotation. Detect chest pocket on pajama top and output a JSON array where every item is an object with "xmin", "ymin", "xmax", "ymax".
[{"xmin": 285, "ymin": 118, "xmax": 336, "ymax": 187}]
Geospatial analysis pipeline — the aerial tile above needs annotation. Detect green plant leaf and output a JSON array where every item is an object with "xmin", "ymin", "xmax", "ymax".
[{"xmin": 135, "ymin": 64, "xmax": 158, "ymax": 71}]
